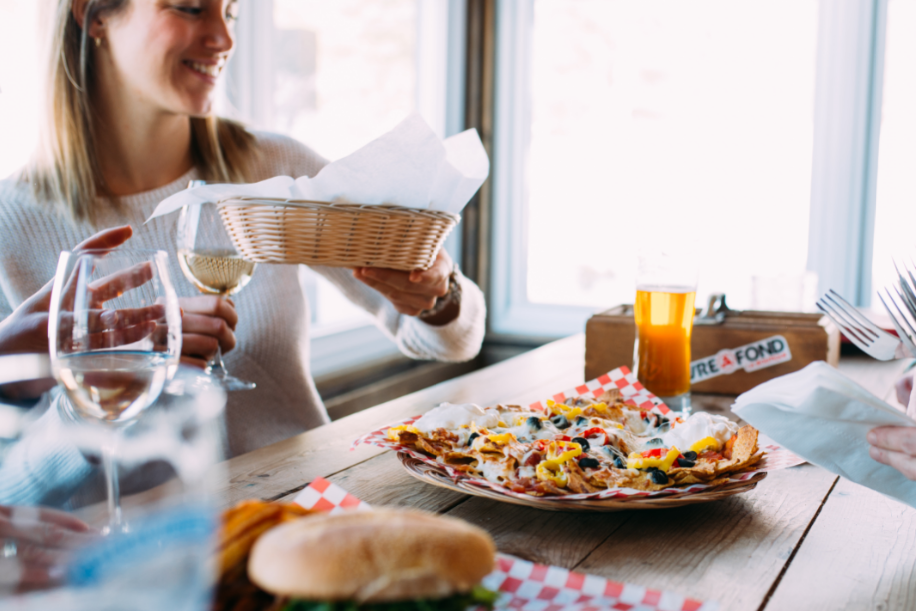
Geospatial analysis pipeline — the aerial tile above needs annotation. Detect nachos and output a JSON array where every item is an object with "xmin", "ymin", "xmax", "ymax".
[{"xmin": 387, "ymin": 388, "xmax": 762, "ymax": 496}]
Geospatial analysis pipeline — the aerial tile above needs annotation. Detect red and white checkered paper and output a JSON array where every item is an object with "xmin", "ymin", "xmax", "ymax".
[
  {"xmin": 528, "ymin": 367, "xmax": 669, "ymax": 414},
  {"xmin": 352, "ymin": 368, "xmax": 806, "ymax": 501},
  {"xmin": 292, "ymin": 477, "xmax": 718, "ymax": 611}
]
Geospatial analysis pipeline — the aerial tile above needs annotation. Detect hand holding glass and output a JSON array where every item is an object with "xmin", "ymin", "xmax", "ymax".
[
  {"xmin": 177, "ymin": 198, "xmax": 256, "ymax": 390},
  {"xmin": 48, "ymin": 249, "xmax": 182, "ymax": 533}
]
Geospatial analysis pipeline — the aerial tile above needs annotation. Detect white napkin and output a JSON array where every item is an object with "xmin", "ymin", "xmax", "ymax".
[
  {"xmin": 146, "ymin": 113, "xmax": 489, "ymax": 222},
  {"xmin": 732, "ymin": 361, "xmax": 916, "ymax": 508}
]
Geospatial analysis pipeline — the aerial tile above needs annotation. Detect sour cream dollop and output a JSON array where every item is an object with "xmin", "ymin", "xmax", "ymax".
[
  {"xmin": 413, "ymin": 402, "xmax": 499, "ymax": 433},
  {"xmin": 660, "ymin": 412, "xmax": 738, "ymax": 452}
]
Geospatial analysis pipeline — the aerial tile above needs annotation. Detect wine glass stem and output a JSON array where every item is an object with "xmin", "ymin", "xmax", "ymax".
[
  {"xmin": 207, "ymin": 293, "xmax": 231, "ymax": 379},
  {"xmin": 209, "ymin": 345, "xmax": 230, "ymax": 378},
  {"xmin": 102, "ymin": 442, "xmax": 122, "ymax": 533}
]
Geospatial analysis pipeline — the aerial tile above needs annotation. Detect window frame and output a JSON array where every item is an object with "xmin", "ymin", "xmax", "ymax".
[{"xmin": 488, "ymin": 0, "xmax": 891, "ymax": 342}]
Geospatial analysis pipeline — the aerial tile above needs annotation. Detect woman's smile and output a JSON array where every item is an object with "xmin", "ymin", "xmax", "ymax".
[{"xmin": 182, "ymin": 58, "xmax": 226, "ymax": 82}]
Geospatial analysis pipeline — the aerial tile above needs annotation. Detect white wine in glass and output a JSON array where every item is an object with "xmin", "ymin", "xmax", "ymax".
[
  {"xmin": 48, "ymin": 249, "xmax": 182, "ymax": 535},
  {"xmin": 177, "ymin": 249, "xmax": 256, "ymax": 296},
  {"xmin": 177, "ymin": 181, "xmax": 257, "ymax": 391},
  {"xmin": 56, "ymin": 350, "xmax": 172, "ymax": 423}
]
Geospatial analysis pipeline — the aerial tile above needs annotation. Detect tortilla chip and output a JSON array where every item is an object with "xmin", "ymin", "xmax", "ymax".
[
  {"xmin": 566, "ymin": 464, "xmax": 601, "ymax": 494},
  {"xmin": 391, "ymin": 430, "xmax": 418, "ymax": 445},
  {"xmin": 596, "ymin": 388, "xmax": 621, "ymax": 404},
  {"xmin": 730, "ymin": 425, "xmax": 758, "ymax": 464}
]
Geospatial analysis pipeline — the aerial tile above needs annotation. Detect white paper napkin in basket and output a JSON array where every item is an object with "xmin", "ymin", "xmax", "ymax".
[
  {"xmin": 732, "ymin": 361, "xmax": 916, "ymax": 508},
  {"xmin": 146, "ymin": 113, "xmax": 489, "ymax": 222}
]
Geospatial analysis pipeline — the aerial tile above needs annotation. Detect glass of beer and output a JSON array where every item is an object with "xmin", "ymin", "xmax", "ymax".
[{"xmin": 633, "ymin": 253, "xmax": 698, "ymax": 414}]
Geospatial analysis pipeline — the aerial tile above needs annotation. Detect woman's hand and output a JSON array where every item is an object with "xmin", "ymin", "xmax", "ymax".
[
  {"xmin": 0, "ymin": 226, "xmax": 135, "ymax": 400},
  {"xmin": 0, "ymin": 505, "xmax": 96, "ymax": 592},
  {"xmin": 352, "ymin": 250, "xmax": 453, "ymax": 317},
  {"xmin": 177, "ymin": 295, "xmax": 238, "ymax": 369},
  {"xmin": 868, "ymin": 426, "xmax": 916, "ymax": 480},
  {"xmin": 0, "ymin": 225, "xmax": 134, "ymax": 356}
]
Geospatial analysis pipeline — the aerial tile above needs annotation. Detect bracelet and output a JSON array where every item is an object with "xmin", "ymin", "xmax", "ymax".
[{"xmin": 417, "ymin": 266, "xmax": 462, "ymax": 326}]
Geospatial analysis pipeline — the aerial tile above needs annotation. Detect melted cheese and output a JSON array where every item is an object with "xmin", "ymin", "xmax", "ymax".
[
  {"xmin": 414, "ymin": 402, "xmax": 500, "ymax": 433},
  {"xmin": 661, "ymin": 412, "xmax": 737, "ymax": 452}
]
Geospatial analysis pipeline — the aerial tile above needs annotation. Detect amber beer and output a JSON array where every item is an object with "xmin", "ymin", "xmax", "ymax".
[{"xmin": 633, "ymin": 286, "xmax": 697, "ymax": 400}]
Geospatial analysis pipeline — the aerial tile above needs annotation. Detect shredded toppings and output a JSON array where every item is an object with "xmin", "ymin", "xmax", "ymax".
[
  {"xmin": 385, "ymin": 394, "xmax": 761, "ymax": 496},
  {"xmin": 535, "ymin": 441, "xmax": 583, "ymax": 486},
  {"xmin": 627, "ymin": 448, "xmax": 680, "ymax": 472},
  {"xmin": 387, "ymin": 424, "xmax": 419, "ymax": 441}
]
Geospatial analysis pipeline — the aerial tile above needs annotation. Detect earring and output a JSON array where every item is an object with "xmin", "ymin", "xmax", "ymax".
[{"xmin": 94, "ymin": 37, "xmax": 102, "ymax": 48}]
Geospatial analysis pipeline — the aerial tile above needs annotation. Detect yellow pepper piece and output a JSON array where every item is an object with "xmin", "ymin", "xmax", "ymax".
[
  {"xmin": 626, "ymin": 448, "xmax": 681, "ymax": 472},
  {"xmin": 536, "ymin": 461, "xmax": 568, "ymax": 487},
  {"xmin": 535, "ymin": 441, "xmax": 583, "ymax": 487},
  {"xmin": 387, "ymin": 425, "xmax": 420, "ymax": 441},
  {"xmin": 548, "ymin": 402, "xmax": 584, "ymax": 420},
  {"xmin": 690, "ymin": 436, "xmax": 720, "ymax": 454},
  {"xmin": 487, "ymin": 432, "xmax": 517, "ymax": 445},
  {"xmin": 590, "ymin": 402, "xmax": 608, "ymax": 413}
]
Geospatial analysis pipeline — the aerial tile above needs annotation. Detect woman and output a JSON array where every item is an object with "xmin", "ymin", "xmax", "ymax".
[{"xmin": 0, "ymin": 0, "xmax": 486, "ymax": 458}]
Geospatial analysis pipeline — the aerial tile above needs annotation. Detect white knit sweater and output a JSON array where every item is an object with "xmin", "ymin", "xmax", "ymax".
[{"xmin": 0, "ymin": 131, "xmax": 486, "ymax": 459}]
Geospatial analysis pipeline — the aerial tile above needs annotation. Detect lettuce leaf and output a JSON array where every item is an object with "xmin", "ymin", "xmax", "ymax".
[{"xmin": 282, "ymin": 585, "xmax": 499, "ymax": 611}]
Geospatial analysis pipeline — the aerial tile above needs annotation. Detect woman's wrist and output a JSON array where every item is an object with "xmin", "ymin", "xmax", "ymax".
[{"xmin": 417, "ymin": 269, "xmax": 462, "ymax": 327}]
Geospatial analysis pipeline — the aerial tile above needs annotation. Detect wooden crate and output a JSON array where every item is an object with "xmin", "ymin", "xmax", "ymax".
[{"xmin": 585, "ymin": 305, "xmax": 841, "ymax": 395}]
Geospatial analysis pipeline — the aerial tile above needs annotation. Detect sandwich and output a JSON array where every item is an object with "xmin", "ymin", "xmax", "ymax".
[
  {"xmin": 213, "ymin": 500, "xmax": 316, "ymax": 611},
  {"xmin": 247, "ymin": 508, "xmax": 499, "ymax": 610}
]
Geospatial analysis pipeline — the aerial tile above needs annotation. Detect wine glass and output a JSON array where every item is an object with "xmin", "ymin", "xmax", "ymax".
[
  {"xmin": 48, "ymin": 249, "xmax": 182, "ymax": 534},
  {"xmin": 176, "ymin": 183, "xmax": 257, "ymax": 391}
]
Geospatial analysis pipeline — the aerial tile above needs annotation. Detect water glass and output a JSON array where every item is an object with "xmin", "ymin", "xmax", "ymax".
[{"xmin": 0, "ymin": 366, "xmax": 226, "ymax": 610}]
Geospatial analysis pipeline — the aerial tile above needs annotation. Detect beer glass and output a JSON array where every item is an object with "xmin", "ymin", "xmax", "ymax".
[{"xmin": 632, "ymin": 253, "xmax": 698, "ymax": 414}]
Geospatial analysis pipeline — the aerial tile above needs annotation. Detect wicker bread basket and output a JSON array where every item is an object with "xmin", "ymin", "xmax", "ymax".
[{"xmin": 216, "ymin": 197, "xmax": 460, "ymax": 271}]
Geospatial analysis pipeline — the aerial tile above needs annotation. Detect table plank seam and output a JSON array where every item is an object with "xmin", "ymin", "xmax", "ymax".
[
  {"xmin": 757, "ymin": 476, "xmax": 839, "ymax": 611},
  {"xmin": 436, "ymin": 494, "xmax": 474, "ymax": 515},
  {"xmin": 567, "ymin": 514, "xmax": 638, "ymax": 572}
]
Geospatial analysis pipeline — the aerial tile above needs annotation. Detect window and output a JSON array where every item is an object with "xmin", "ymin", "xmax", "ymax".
[
  {"xmin": 870, "ymin": 0, "xmax": 916, "ymax": 306},
  {"xmin": 228, "ymin": 0, "xmax": 465, "ymax": 377},
  {"xmin": 0, "ymin": 0, "xmax": 40, "ymax": 179},
  {"xmin": 491, "ymin": 0, "xmax": 889, "ymax": 338}
]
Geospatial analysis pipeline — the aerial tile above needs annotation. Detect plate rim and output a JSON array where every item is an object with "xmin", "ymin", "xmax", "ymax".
[{"xmin": 396, "ymin": 452, "xmax": 767, "ymax": 511}]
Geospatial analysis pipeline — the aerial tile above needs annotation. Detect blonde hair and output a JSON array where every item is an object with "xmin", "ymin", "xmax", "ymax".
[{"xmin": 26, "ymin": 0, "xmax": 257, "ymax": 225}]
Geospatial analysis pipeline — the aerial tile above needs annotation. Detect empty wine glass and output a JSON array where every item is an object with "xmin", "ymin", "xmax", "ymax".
[
  {"xmin": 48, "ymin": 249, "xmax": 182, "ymax": 534},
  {"xmin": 176, "ymin": 181, "xmax": 257, "ymax": 391}
]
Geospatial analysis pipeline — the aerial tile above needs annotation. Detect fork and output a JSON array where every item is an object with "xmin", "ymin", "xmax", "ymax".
[
  {"xmin": 817, "ymin": 289, "xmax": 912, "ymax": 360},
  {"xmin": 878, "ymin": 259, "xmax": 916, "ymax": 357}
]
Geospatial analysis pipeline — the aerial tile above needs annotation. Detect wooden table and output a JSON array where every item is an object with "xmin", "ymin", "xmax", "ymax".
[{"xmin": 221, "ymin": 335, "xmax": 916, "ymax": 611}]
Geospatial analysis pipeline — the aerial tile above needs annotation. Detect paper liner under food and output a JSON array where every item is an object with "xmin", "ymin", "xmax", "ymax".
[
  {"xmin": 351, "ymin": 366, "xmax": 807, "ymax": 501},
  {"xmin": 292, "ymin": 477, "xmax": 718, "ymax": 611},
  {"xmin": 484, "ymin": 555, "xmax": 716, "ymax": 611},
  {"xmin": 292, "ymin": 476, "xmax": 372, "ymax": 513},
  {"xmin": 528, "ymin": 366, "xmax": 670, "ymax": 414}
]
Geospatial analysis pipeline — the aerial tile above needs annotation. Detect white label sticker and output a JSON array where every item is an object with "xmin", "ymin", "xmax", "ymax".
[{"xmin": 690, "ymin": 335, "xmax": 792, "ymax": 384}]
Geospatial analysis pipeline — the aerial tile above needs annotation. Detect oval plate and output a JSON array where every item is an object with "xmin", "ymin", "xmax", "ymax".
[{"xmin": 398, "ymin": 452, "xmax": 767, "ymax": 512}]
